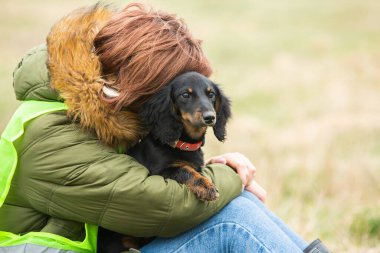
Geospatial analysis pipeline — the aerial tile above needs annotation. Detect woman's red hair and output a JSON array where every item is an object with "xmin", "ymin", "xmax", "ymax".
[{"xmin": 94, "ymin": 3, "xmax": 212, "ymax": 110}]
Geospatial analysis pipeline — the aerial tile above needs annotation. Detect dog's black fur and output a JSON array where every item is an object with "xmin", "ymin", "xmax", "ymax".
[{"xmin": 128, "ymin": 71, "xmax": 231, "ymax": 201}]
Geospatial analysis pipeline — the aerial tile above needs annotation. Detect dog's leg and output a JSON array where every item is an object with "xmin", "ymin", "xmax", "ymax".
[{"xmin": 163, "ymin": 162, "xmax": 219, "ymax": 201}]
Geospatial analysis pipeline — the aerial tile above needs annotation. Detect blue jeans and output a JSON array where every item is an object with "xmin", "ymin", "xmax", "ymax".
[{"xmin": 141, "ymin": 191, "xmax": 308, "ymax": 253}]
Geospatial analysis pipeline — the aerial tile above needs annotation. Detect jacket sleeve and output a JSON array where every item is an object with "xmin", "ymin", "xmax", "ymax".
[{"xmin": 17, "ymin": 112, "xmax": 242, "ymax": 237}]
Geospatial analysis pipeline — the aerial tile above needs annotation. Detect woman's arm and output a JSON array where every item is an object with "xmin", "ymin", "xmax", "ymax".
[{"xmin": 13, "ymin": 112, "xmax": 242, "ymax": 237}]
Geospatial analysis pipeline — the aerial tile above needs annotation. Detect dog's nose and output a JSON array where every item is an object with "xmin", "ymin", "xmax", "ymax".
[{"xmin": 202, "ymin": 112, "xmax": 216, "ymax": 126}]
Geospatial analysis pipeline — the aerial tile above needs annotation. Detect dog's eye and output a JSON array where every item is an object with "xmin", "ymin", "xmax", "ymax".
[
  {"xmin": 182, "ymin": 92, "xmax": 191, "ymax": 98},
  {"xmin": 208, "ymin": 92, "xmax": 216, "ymax": 99}
]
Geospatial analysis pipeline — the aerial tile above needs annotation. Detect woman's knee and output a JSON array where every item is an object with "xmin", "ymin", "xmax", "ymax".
[
  {"xmin": 207, "ymin": 195, "xmax": 305, "ymax": 252},
  {"xmin": 159, "ymin": 222, "xmax": 272, "ymax": 253},
  {"xmin": 214, "ymin": 222, "xmax": 272, "ymax": 253},
  {"xmin": 211, "ymin": 195, "xmax": 258, "ymax": 224}
]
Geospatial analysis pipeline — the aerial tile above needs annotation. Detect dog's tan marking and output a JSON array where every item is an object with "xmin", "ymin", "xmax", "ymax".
[
  {"xmin": 171, "ymin": 161, "xmax": 219, "ymax": 201},
  {"xmin": 183, "ymin": 121, "xmax": 207, "ymax": 140},
  {"xmin": 181, "ymin": 112, "xmax": 193, "ymax": 122},
  {"xmin": 180, "ymin": 111, "xmax": 207, "ymax": 139},
  {"xmin": 188, "ymin": 88, "xmax": 193, "ymax": 93}
]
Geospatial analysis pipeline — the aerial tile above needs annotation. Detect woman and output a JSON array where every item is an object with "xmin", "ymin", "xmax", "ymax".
[{"xmin": 0, "ymin": 3, "xmax": 330, "ymax": 253}]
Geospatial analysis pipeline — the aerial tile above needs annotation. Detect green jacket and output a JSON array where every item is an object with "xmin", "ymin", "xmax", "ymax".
[{"xmin": 0, "ymin": 5, "xmax": 242, "ymax": 243}]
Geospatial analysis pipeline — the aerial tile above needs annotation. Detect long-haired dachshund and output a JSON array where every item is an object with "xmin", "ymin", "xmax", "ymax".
[
  {"xmin": 98, "ymin": 72, "xmax": 231, "ymax": 252},
  {"xmin": 128, "ymin": 71, "xmax": 231, "ymax": 201}
]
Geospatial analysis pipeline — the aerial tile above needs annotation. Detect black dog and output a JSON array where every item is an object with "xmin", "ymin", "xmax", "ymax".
[
  {"xmin": 98, "ymin": 72, "xmax": 231, "ymax": 252},
  {"xmin": 128, "ymin": 71, "xmax": 231, "ymax": 201}
]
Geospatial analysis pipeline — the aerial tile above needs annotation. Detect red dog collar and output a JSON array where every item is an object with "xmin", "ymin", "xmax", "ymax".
[{"xmin": 175, "ymin": 140, "xmax": 202, "ymax": 151}]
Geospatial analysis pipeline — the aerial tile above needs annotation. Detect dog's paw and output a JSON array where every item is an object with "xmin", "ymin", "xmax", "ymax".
[
  {"xmin": 196, "ymin": 184, "xmax": 219, "ymax": 201},
  {"xmin": 190, "ymin": 178, "xmax": 219, "ymax": 201}
]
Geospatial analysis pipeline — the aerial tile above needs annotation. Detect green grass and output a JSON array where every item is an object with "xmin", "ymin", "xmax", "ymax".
[
  {"xmin": 1, "ymin": 0, "xmax": 380, "ymax": 252},
  {"xmin": 351, "ymin": 208, "xmax": 380, "ymax": 246}
]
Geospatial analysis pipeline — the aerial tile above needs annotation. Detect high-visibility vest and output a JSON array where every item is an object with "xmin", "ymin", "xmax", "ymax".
[{"xmin": 0, "ymin": 101, "xmax": 98, "ymax": 253}]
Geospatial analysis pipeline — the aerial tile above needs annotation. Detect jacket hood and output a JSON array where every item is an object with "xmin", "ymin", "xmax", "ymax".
[
  {"xmin": 13, "ymin": 45, "xmax": 61, "ymax": 103},
  {"xmin": 14, "ymin": 4, "xmax": 146, "ymax": 148}
]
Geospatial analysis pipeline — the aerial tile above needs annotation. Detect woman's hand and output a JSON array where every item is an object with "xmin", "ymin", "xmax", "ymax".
[
  {"xmin": 207, "ymin": 153, "xmax": 267, "ymax": 202},
  {"xmin": 245, "ymin": 179, "xmax": 267, "ymax": 203}
]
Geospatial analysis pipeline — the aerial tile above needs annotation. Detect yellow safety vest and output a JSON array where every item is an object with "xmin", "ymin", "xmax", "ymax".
[{"xmin": 0, "ymin": 101, "xmax": 98, "ymax": 253}]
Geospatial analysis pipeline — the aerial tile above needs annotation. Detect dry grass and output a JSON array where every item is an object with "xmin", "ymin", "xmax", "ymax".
[{"xmin": 1, "ymin": 0, "xmax": 380, "ymax": 252}]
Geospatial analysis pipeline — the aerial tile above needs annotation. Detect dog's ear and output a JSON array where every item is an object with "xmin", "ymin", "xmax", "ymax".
[
  {"xmin": 139, "ymin": 84, "xmax": 183, "ymax": 144},
  {"xmin": 212, "ymin": 83, "xmax": 231, "ymax": 142}
]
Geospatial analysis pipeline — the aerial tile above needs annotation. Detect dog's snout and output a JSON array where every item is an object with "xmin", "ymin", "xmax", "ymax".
[{"xmin": 202, "ymin": 111, "xmax": 216, "ymax": 126}]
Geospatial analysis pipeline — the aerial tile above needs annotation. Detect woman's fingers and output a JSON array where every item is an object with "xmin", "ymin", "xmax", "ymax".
[
  {"xmin": 207, "ymin": 153, "xmax": 256, "ymax": 187},
  {"xmin": 230, "ymin": 155, "xmax": 250, "ymax": 186},
  {"xmin": 246, "ymin": 180, "xmax": 267, "ymax": 203},
  {"xmin": 236, "ymin": 153, "xmax": 256, "ymax": 184},
  {"xmin": 206, "ymin": 156, "xmax": 227, "ymax": 165}
]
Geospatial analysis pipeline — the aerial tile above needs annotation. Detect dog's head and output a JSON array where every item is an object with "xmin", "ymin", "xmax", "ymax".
[{"xmin": 139, "ymin": 72, "xmax": 231, "ymax": 145}]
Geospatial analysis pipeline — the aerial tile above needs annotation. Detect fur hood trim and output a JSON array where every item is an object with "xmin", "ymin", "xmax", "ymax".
[{"xmin": 47, "ymin": 4, "xmax": 146, "ymax": 148}]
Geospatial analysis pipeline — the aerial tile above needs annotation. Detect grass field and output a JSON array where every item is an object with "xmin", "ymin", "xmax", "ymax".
[{"xmin": 1, "ymin": 0, "xmax": 380, "ymax": 252}]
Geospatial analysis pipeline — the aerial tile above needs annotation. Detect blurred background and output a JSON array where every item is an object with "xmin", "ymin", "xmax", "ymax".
[{"xmin": 1, "ymin": 0, "xmax": 380, "ymax": 252}]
